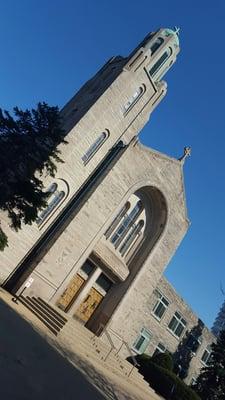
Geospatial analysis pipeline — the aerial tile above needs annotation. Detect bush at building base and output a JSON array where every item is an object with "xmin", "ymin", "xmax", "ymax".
[
  {"xmin": 128, "ymin": 354, "xmax": 200, "ymax": 400},
  {"xmin": 151, "ymin": 351, "xmax": 174, "ymax": 371}
]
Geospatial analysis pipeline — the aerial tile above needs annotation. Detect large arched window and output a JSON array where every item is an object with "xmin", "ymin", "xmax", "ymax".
[
  {"xmin": 110, "ymin": 200, "xmax": 143, "ymax": 249},
  {"xmin": 36, "ymin": 183, "xmax": 65, "ymax": 226},
  {"xmin": 104, "ymin": 187, "xmax": 167, "ymax": 263}
]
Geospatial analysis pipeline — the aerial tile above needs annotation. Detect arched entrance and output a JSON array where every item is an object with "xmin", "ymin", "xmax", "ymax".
[{"xmin": 56, "ymin": 185, "xmax": 167, "ymax": 330}]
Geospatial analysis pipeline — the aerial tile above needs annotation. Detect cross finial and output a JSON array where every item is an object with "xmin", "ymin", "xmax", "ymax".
[
  {"xmin": 174, "ymin": 26, "xmax": 180, "ymax": 35},
  {"xmin": 179, "ymin": 146, "xmax": 191, "ymax": 164}
]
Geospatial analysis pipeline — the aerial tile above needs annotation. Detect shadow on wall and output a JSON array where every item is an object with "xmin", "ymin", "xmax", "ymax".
[{"xmin": 172, "ymin": 318, "xmax": 204, "ymax": 380}]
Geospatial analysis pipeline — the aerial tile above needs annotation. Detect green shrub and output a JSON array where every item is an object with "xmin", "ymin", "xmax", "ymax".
[
  {"xmin": 138, "ymin": 361, "xmax": 200, "ymax": 400},
  {"xmin": 126, "ymin": 353, "xmax": 151, "ymax": 368},
  {"xmin": 151, "ymin": 352, "xmax": 174, "ymax": 371}
]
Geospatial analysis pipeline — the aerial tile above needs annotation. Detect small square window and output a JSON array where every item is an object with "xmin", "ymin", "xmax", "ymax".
[
  {"xmin": 96, "ymin": 273, "xmax": 112, "ymax": 293},
  {"xmin": 132, "ymin": 328, "xmax": 152, "ymax": 354},
  {"xmin": 153, "ymin": 342, "xmax": 166, "ymax": 357},
  {"xmin": 201, "ymin": 346, "xmax": 212, "ymax": 366},
  {"xmin": 152, "ymin": 291, "xmax": 169, "ymax": 320},
  {"xmin": 168, "ymin": 312, "xmax": 187, "ymax": 338}
]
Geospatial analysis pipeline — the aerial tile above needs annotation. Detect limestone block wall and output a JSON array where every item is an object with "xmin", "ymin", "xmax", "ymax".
[
  {"xmin": 18, "ymin": 140, "xmax": 188, "ymax": 313},
  {"xmin": 0, "ymin": 43, "xmax": 166, "ymax": 285},
  {"xmin": 107, "ymin": 275, "xmax": 215, "ymax": 384}
]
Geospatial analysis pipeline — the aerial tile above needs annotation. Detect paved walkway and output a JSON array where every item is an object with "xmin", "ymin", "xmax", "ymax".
[{"xmin": 0, "ymin": 289, "xmax": 161, "ymax": 400}]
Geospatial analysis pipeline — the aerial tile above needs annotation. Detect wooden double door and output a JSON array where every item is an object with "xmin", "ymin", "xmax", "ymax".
[
  {"xmin": 57, "ymin": 273, "xmax": 103, "ymax": 323},
  {"xmin": 75, "ymin": 287, "xmax": 103, "ymax": 322}
]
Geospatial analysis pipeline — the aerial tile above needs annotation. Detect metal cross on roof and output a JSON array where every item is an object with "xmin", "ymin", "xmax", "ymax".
[
  {"xmin": 174, "ymin": 26, "xmax": 180, "ymax": 35},
  {"xmin": 179, "ymin": 146, "xmax": 191, "ymax": 164}
]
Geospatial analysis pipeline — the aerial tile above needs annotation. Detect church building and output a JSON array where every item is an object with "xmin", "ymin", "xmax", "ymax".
[{"xmin": 0, "ymin": 28, "xmax": 215, "ymax": 383}]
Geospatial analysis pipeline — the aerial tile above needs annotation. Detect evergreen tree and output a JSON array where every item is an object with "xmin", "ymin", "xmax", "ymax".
[
  {"xmin": 193, "ymin": 330, "xmax": 225, "ymax": 400},
  {"xmin": 173, "ymin": 319, "xmax": 204, "ymax": 380},
  {"xmin": 0, "ymin": 102, "xmax": 66, "ymax": 250}
]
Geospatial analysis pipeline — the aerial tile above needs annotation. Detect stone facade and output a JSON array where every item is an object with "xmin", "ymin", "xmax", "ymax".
[
  {"xmin": 0, "ymin": 28, "xmax": 215, "ymax": 383},
  {"xmin": 106, "ymin": 276, "xmax": 215, "ymax": 385}
]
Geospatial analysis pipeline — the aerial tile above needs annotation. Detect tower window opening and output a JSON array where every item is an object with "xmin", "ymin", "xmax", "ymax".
[
  {"xmin": 150, "ymin": 37, "xmax": 164, "ymax": 55},
  {"xmin": 149, "ymin": 48, "xmax": 172, "ymax": 78},
  {"xmin": 82, "ymin": 131, "xmax": 109, "ymax": 164},
  {"xmin": 123, "ymin": 86, "xmax": 145, "ymax": 115},
  {"xmin": 110, "ymin": 200, "xmax": 143, "ymax": 248}
]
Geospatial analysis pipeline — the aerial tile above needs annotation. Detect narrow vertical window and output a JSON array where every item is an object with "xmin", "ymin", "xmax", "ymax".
[
  {"xmin": 82, "ymin": 130, "xmax": 109, "ymax": 164},
  {"xmin": 150, "ymin": 37, "xmax": 164, "ymax": 55},
  {"xmin": 104, "ymin": 202, "xmax": 131, "ymax": 239},
  {"xmin": 123, "ymin": 85, "xmax": 145, "ymax": 115},
  {"xmin": 110, "ymin": 200, "xmax": 142, "ymax": 248},
  {"xmin": 149, "ymin": 48, "xmax": 172, "ymax": 78},
  {"xmin": 119, "ymin": 219, "xmax": 144, "ymax": 256},
  {"xmin": 36, "ymin": 185, "xmax": 65, "ymax": 226},
  {"xmin": 47, "ymin": 182, "xmax": 58, "ymax": 195}
]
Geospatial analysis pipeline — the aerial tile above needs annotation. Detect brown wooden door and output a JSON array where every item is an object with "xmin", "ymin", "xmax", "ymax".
[
  {"xmin": 57, "ymin": 274, "xmax": 85, "ymax": 311},
  {"xmin": 74, "ymin": 287, "xmax": 103, "ymax": 322}
]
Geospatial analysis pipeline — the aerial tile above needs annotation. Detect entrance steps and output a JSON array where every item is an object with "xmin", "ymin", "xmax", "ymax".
[
  {"xmin": 18, "ymin": 295, "xmax": 157, "ymax": 397},
  {"xmin": 18, "ymin": 295, "xmax": 67, "ymax": 335},
  {"xmin": 58, "ymin": 318, "xmax": 152, "ymax": 393}
]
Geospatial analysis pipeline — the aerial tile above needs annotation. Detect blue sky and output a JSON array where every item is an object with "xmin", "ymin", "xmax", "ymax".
[{"xmin": 1, "ymin": 0, "xmax": 225, "ymax": 328}]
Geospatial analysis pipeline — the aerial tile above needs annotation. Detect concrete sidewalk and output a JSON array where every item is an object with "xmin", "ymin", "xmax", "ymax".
[{"xmin": 0, "ymin": 289, "xmax": 162, "ymax": 400}]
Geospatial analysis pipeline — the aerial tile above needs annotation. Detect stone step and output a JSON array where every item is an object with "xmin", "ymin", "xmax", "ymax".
[
  {"xmin": 20, "ymin": 296, "xmax": 63, "ymax": 333},
  {"xmin": 58, "ymin": 328, "xmax": 130, "ymax": 374},
  {"xmin": 32, "ymin": 297, "xmax": 68, "ymax": 326},
  {"xmin": 36, "ymin": 297, "xmax": 68, "ymax": 323},
  {"xmin": 60, "ymin": 320, "xmax": 140, "ymax": 376},
  {"xmin": 19, "ymin": 296, "xmax": 152, "ymax": 395},
  {"xmin": 59, "ymin": 329, "xmax": 149, "ymax": 389},
  {"xmin": 26, "ymin": 297, "xmax": 66, "ymax": 329},
  {"xmin": 18, "ymin": 296, "xmax": 59, "ymax": 336},
  {"xmin": 70, "ymin": 341, "xmax": 149, "ymax": 390}
]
